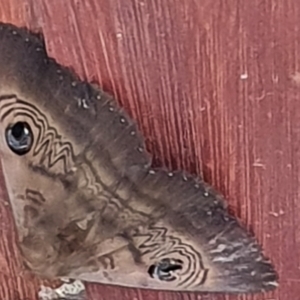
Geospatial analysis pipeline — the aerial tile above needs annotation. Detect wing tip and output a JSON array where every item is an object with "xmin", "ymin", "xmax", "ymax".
[{"xmin": 211, "ymin": 256, "xmax": 279, "ymax": 293}]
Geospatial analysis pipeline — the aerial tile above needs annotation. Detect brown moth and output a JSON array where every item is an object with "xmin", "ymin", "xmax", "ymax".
[{"xmin": 0, "ymin": 22, "xmax": 278, "ymax": 296}]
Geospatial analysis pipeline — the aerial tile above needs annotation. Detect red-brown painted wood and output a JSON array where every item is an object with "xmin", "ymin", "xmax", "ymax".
[{"xmin": 0, "ymin": 0, "xmax": 299, "ymax": 299}]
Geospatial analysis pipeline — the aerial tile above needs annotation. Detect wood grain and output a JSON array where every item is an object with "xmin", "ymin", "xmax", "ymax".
[{"xmin": 0, "ymin": 0, "xmax": 299, "ymax": 299}]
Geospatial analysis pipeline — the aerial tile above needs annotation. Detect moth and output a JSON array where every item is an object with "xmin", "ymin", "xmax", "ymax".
[{"xmin": 0, "ymin": 22, "xmax": 278, "ymax": 297}]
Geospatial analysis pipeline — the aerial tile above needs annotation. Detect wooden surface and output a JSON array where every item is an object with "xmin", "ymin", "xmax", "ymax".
[{"xmin": 0, "ymin": 0, "xmax": 299, "ymax": 299}]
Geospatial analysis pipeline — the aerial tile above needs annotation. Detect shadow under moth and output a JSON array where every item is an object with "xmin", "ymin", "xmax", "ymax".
[{"xmin": 0, "ymin": 22, "xmax": 278, "ymax": 299}]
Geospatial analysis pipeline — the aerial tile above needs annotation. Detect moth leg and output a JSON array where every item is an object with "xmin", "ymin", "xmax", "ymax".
[{"xmin": 38, "ymin": 279, "xmax": 86, "ymax": 300}]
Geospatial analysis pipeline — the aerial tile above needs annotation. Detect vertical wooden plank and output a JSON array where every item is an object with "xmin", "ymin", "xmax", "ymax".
[{"xmin": 0, "ymin": 0, "xmax": 299, "ymax": 299}]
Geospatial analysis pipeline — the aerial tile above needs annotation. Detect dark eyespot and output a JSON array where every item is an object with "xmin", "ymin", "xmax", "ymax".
[
  {"xmin": 148, "ymin": 258, "xmax": 183, "ymax": 281},
  {"xmin": 5, "ymin": 122, "xmax": 33, "ymax": 155}
]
